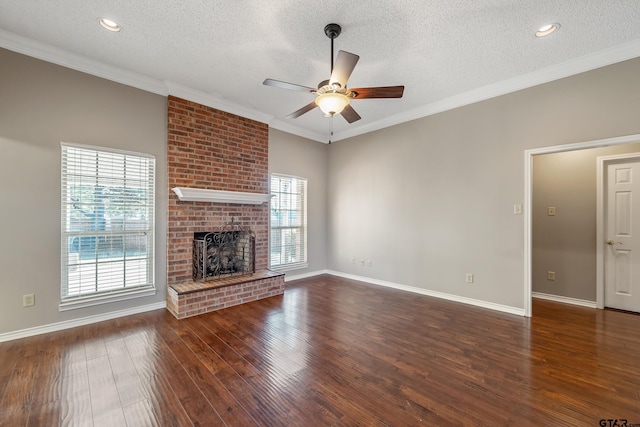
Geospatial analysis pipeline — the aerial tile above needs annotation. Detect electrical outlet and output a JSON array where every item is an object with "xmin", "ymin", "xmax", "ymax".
[
  {"xmin": 351, "ymin": 257, "xmax": 356, "ymax": 264},
  {"xmin": 367, "ymin": 260, "xmax": 372, "ymax": 267},
  {"xmin": 23, "ymin": 294, "xmax": 35, "ymax": 307},
  {"xmin": 466, "ymin": 273, "xmax": 474, "ymax": 283},
  {"xmin": 513, "ymin": 204, "xmax": 522, "ymax": 215},
  {"xmin": 547, "ymin": 271, "xmax": 556, "ymax": 281},
  {"xmin": 360, "ymin": 259, "xmax": 365, "ymax": 266},
  {"xmin": 547, "ymin": 207, "xmax": 556, "ymax": 216}
]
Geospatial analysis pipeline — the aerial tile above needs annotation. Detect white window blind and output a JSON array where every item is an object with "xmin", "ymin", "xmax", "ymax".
[
  {"xmin": 270, "ymin": 174, "xmax": 307, "ymax": 269},
  {"xmin": 61, "ymin": 143, "xmax": 155, "ymax": 303}
]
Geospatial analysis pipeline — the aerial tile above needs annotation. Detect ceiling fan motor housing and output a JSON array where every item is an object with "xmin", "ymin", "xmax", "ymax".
[{"xmin": 324, "ymin": 23, "xmax": 341, "ymax": 39}]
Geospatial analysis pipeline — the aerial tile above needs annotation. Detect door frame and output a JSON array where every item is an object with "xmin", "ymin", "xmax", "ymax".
[
  {"xmin": 524, "ymin": 133, "xmax": 640, "ymax": 317},
  {"xmin": 596, "ymin": 152, "xmax": 640, "ymax": 309}
]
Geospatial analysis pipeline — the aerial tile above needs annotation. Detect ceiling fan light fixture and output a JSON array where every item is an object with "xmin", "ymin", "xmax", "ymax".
[{"xmin": 315, "ymin": 92, "xmax": 350, "ymax": 116}]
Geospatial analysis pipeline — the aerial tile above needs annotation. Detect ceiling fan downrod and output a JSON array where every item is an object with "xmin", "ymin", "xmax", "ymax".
[{"xmin": 324, "ymin": 23, "xmax": 341, "ymax": 75}]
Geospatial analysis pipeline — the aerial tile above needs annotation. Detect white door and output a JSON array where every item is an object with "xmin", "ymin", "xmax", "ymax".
[{"xmin": 605, "ymin": 160, "xmax": 640, "ymax": 312}]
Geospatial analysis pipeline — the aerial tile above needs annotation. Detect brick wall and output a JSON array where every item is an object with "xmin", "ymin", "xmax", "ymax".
[{"xmin": 167, "ymin": 96, "xmax": 270, "ymax": 284}]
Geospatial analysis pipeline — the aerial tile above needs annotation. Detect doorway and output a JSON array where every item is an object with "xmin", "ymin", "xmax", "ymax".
[{"xmin": 524, "ymin": 133, "xmax": 640, "ymax": 317}]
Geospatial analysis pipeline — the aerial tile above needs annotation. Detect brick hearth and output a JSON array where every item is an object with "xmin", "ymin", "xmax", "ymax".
[
  {"xmin": 166, "ymin": 270, "xmax": 284, "ymax": 319},
  {"xmin": 166, "ymin": 96, "xmax": 284, "ymax": 318}
]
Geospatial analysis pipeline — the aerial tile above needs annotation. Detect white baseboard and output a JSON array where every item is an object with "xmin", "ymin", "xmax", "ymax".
[
  {"xmin": 532, "ymin": 292, "xmax": 597, "ymax": 308},
  {"xmin": 0, "ymin": 301, "xmax": 166, "ymax": 343},
  {"xmin": 283, "ymin": 269, "xmax": 328, "ymax": 282},
  {"xmin": 1, "ymin": 270, "xmax": 530, "ymax": 343},
  {"xmin": 325, "ymin": 270, "xmax": 525, "ymax": 316}
]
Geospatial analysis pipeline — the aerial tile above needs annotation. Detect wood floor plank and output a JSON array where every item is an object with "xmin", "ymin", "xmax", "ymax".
[
  {"xmin": 92, "ymin": 407, "xmax": 127, "ymax": 427},
  {"xmin": 86, "ymin": 355, "xmax": 126, "ymax": 425},
  {"xmin": 122, "ymin": 399, "xmax": 158, "ymax": 426},
  {"xmin": 209, "ymin": 300, "xmax": 427, "ymax": 425},
  {"xmin": 83, "ymin": 331, "xmax": 108, "ymax": 361},
  {"xmin": 60, "ymin": 370, "xmax": 93, "ymax": 425},
  {"xmin": 255, "ymin": 292, "xmax": 484, "ymax": 422},
  {"xmin": 26, "ymin": 401, "xmax": 61, "ymax": 427},
  {"xmin": 0, "ymin": 338, "xmax": 19, "ymax": 406},
  {"xmin": 2, "ymin": 274, "xmax": 640, "ymax": 425},
  {"xmin": 191, "ymin": 312, "xmax": 354, "ymax": 425},
  {"xmin": 248, "ymin": 292, "xmax": 491, "ymax": 425},
  {"xmin": 124, "ymin": 328, "xmax": 194, "ymax": 427},
  {"xmin": 0, "ymin": 336, "xmax": 43, "ymax": 425},
  {"xmin": 136, "ymin": 314, "xmax": 225, "ymax": 426},
  {"xmin": 157, "ymin": 315, "xmax": 259, "ymax": 426},
  {"xmin": 190, "ymin": 312, "xmax": 361, "ymax": 426},
  {"xmin": 60, "ymin": 342, "xmax": 87, "ymax": 378},
  {"xmin": 189, "ymin": 315, "xmax": 316, "ymax": 427},
  {"xmin": 122, "ymin": 328, "xmax": 159, "ymax": 381},
  {"xmin": 105, "ymin": 337, "xmax": 149, "ymax": 408},
  {"xmin": 29, "ymin": 330, "xmax": 68, "ymax": 411},
  {"xmin": 177, "ymin": 321, "xmax": 282, "ymax": 423}
]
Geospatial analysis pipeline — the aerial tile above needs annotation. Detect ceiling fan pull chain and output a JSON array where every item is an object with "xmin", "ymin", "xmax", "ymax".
[{"xmin": 329, "ymin": 116, "xmax": 334, "ymax": 144}]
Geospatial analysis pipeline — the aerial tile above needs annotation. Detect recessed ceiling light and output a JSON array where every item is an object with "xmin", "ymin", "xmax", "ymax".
[
  {"xmin": 99, "ymin": 18, "xmax": 121, "ymax": 32},
  {"xmin": 536, "ymin": 23, "xmax": 560, "ymax": 37}
]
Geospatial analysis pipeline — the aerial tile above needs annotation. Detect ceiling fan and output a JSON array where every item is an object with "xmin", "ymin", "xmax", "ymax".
[{"xmin": 263, "ymin": 23, "xmax": 404, "ymax": 124}]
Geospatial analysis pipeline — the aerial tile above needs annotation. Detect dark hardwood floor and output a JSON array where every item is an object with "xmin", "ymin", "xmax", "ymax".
[{"xmin": 1, "ymin": 274, "xmax": 639, "ymax": 426}]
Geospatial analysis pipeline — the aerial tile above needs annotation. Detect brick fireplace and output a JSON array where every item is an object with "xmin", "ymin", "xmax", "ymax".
[{"xmin": 166, "ymin": 96, "xmax": 284, "ymax": 319}]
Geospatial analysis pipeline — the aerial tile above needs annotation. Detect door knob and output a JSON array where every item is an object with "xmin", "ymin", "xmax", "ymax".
[{"xmin": 606, "ymin": 239, "xmax": 622, "ymax": 245}]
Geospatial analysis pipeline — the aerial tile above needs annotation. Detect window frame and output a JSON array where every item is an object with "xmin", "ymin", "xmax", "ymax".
[
  {"xmin": 60, "ymin": 142, "xmax": 156, "ymax": 311},
  {"xmin": 269, "ymin": 173, "xmax": 308, "ymax": 271}
]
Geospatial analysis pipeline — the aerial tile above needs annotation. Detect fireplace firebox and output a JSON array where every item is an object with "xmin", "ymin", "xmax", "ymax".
[{"xmin": 193, "ymin": 220, "xmax": 255, "ymax": 281}]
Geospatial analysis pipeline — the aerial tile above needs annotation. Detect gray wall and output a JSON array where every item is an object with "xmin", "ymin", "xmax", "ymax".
[
  {"xmin": 532, "ymin": 143, "xmax": 640, "ymax": 301},
  {"xmin": 0, "ymin": 48, "xmax": 167, "ymax": 335},
  {"xmin": 269, "ymin": 128, "xmax": 328, "ymax": 277},
  {"xmin": 2, "ymin": 44, "xmax": 640, "ymax": 335},
  {"xmin": 327, "ymin": 58, "xmax": 640, "ymax": 310}
]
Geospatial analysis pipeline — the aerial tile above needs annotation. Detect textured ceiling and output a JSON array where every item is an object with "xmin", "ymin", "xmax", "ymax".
[{"xmin": 1, "ymin": 1, "xmax": 640, "ymax": 142}]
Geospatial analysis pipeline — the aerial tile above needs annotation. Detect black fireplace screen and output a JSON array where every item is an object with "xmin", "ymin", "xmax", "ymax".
[{"xmin": 193, "ymin": 220, "xmax": 255, "ymax": 281}]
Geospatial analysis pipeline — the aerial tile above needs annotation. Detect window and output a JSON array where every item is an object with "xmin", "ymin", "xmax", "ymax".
[
  {"xmin": 60, "ymin": 143, "xmax": 155, "ymax": 309},
  {"xmin": 270, "ymin": 174, "xmax": 307, "ymax": 270}
]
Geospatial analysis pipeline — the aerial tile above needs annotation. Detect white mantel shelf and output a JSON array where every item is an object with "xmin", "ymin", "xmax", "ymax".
[{"xmin": 172, "ymin": 187, "xmax": 272, "ymax": 204}]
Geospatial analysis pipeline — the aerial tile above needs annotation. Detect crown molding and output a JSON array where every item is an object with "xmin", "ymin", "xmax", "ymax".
[
  {"xmin": 332, "ymin": 38, "xmax": 640, "ymax": 142},
  {"xmin": 0, "ymin": 29, "xmax": 168, "ymax": 95},
  {"xmin": 2, "ymin": 28, "xmax": 639, "ymax": 144},
  {"xmin": 268, "ymin": 118, "xmax": 327, "ymax": 143},
  {"xmin": 163, "ymin": 81, "xmax": 274, "ymax": 125},
  {"xmin": 0, "ymin": 30, "xmax": 274, "ymax": 126}
]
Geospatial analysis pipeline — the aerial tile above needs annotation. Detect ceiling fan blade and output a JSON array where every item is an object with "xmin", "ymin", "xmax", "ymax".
[
  {"xmin": 329, "ymin": 50, "xmax": 359, "ymax": 88},
  {"xmin": 263, "ymin": 79, "xmax": 315, "ymax": 92},
  {"xmin": 349, "ymin": 86, "xmax": 405, "ymax": 99},
  {"xmin": 286, "ymin": 101, "xmax": 318, "ymax": 119},
  {"xmin": 340, "ymin": 104, "xmax": 361, "ymax": 123}
]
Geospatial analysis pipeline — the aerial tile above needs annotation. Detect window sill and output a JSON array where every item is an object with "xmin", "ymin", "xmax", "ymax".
[
  {"xmin": 270, "ymin": 263, "xmax": 309, "ymax": 273},
  {"xmin": 59, "ymin": 286, "xmax": 156, "ymax": 312}
]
